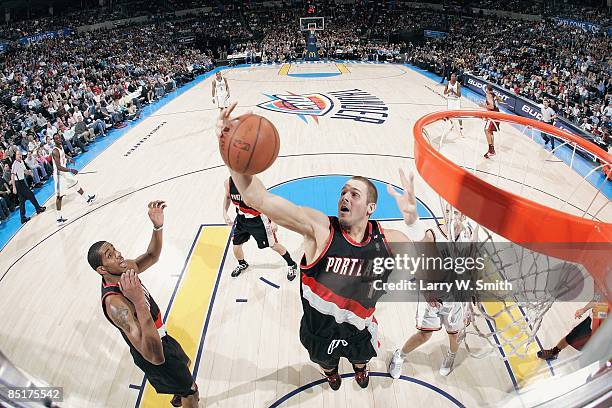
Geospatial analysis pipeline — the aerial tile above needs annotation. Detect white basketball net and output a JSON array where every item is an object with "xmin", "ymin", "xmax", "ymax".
[{"xmin": 440, "ymin": 201, "xmax": 587, "ymax": 360}]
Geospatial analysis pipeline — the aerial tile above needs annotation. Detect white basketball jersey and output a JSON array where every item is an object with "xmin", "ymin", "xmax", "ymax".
[
  {"xmin": 215, "ymin": 78, "xmax": 227, "ymax": 95},
  {"xmin": 52, "ymin": 146, "xmax": 66, "ymax": 178},
  {"xmin": 447, "ymin": 81, "xmax": 459, "ymax": 99}
]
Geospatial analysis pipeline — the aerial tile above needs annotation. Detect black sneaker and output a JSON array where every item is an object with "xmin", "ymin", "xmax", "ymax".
[
  {"xmin": 287, "ymin": 264, "xmax": 297, "ymax": 281},
  {"xmin": 325, "ymin": 370, "xmax": 342, "ymax": 391},
  {"xmin": 231, "ymin": 262, "xmax": 248, "ymax": 277},
  {"xmin": 354, "ymin": 367, "xmax": 370, "ymax": 388},
  {"xmin": 21, "ymin": 217, "xmax": 30, "ymax": 224},
  {"xmin": 537, "ymin": 348, "xmax": 559, "ymax": 361},
  {"xmin": 170, "ymin": 394, "xmax": 182, "ymax": 407},
  {"xmin": 36, "ymin": 206, "xmax": 46, "ymax": 214}
]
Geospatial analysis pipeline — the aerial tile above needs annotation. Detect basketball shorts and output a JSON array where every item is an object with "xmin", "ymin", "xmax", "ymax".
[
  {"xmin": 215, "ymin": 93, "xmax": 229, "ymax": 108},
  {"xmin": 132, "ymin": 335, "xmax": 196, "ymax": 397},
  {"xmin": 299, "ymin": 319, "xmax": 378, "ymax": 370},
  {"xmin": 447, "ymin": 98, "xmax": 461, "ymax": 111},
  {"xmin": 232, "ymin": 214, "xmax": 277, "ymax": 249},
  {"xmin": 485, "ymin": 119, "xmax": 500, "ymax": 133},
  {"xmin": 415, "ymin": 301, "xmax": 463, "ymax": 333},
  {"xmin": 565, "ymin": 316, "xmax": 592, "ymax": 351},
  {"xmin": 54, "ymin": 172, "xmax": 78, "ymax": 196}
]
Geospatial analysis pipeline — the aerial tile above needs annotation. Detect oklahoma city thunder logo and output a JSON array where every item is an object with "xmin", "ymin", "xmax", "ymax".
[{"xmin": 257, "ymin": 92, "xmax": 333, "ymax": 124}]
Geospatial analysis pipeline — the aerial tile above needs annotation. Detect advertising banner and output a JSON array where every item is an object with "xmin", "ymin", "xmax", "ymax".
[{"xmin": 553, "ymin": 17, "xmax": 601, "ymax": 34}]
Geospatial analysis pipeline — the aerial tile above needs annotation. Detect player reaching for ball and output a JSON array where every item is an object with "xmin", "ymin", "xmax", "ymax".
[
  {"xmin": 223, "ymin": 176, "xmax": 298, "ymax": 280},
  {"xmin": 212, "ymin": 71, "xmax": 230, "ymax": 110},
  {"xmin": 216, "ymin": 102, "xmax": 435, "ymax": 391},
  {"xmin": 87, "ymin": 201, "xmax": 199, "ymax": 408}
]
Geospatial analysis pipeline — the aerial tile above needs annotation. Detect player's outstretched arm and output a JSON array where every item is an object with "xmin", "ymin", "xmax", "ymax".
[
  {"xmin": 107, "ymin": 271, "xmax": 165, "ymax": 365},
  {"xmin": 229, "ymin": 169, "xmax": 329, "ymax": 239},
  {"xmin": 135, "ymin": 201, "xmax": 165, "ymax": 272},
  {"xmin": 216, "ymin": 103, "xmax": 329, "ymax": 240}
]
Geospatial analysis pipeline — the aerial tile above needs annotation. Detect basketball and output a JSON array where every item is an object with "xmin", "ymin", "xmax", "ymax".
[{"xmin": 219, "ymin": 113, "xmax": 280, "ymax": 175}]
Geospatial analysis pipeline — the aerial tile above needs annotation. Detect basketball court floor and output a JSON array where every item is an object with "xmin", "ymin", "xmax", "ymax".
[{"xmin": 0, "ymin": 62, "xmax": 609, "ymax": 407}]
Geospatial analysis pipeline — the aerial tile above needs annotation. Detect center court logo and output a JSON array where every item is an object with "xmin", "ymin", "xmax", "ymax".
[
  {"xmin": 257, "ymin": 89, "xmax": 388, "ymax": 125},
  {"xmin": 258, "ymin": 92, "xmax": 333, "ymax": 124}
]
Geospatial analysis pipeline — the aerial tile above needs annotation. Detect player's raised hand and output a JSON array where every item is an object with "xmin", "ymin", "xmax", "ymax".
[
  {"xmin": 216, "ymin": 101, "xmax": 238, "ymax": 139},
  {"xmin": 574, "ymin": 307, "xmax": 585, "ymax": 319},
  {"xmin": 387, "ymin": 169, "xmax": 418, "ymax": 226},
  {"xmin": 148, "ymin": 200, "xmax": 166, "ymax": 229}
]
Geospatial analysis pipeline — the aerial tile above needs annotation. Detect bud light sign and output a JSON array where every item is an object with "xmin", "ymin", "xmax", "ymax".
[{"xmin": 465, "ymin": 76, "xmax": 515, "ymax": 111}]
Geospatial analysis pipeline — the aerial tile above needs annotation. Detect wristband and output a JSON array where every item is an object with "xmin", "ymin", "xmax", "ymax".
[
  {"xmin": 153, "ymin": 224, "xmax": 163, "ymax": 231},
  {"xmin": 404, "ymin": 219, "xmax": 427, "ymax": 241}
]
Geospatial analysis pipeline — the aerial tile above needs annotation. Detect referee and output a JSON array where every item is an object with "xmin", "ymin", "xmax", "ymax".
[
  {"xmin": 540, "ymin": 99, "xmax": 558, "ymax": 149},
  {"xmin": 11, "ymin": 151, "xmax": 45, "ymax": 224}
]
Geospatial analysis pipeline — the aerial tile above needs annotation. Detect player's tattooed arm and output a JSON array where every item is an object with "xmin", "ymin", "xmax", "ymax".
[
  {"xmin": 110, "ymin": 303, "xmax": 135, "ymax": 334},
  {"xmin": 107, "ymin": 275, "xmax": 165, "ymax": 365}
]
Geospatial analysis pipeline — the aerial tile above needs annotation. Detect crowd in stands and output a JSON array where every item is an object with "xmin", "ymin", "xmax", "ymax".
[
  {"xmin": 0, "ymin": 21, "xmax": 213, "ymax": 224},
  {"xmin": 406, "ymin": 15, "xmax": 611, "ymax": 144},
  {"xmin": 0, "ymin": 0, "xmax": 220, "ymax": 41},
  {"xmin": 0, "ymin": 0, "xmax": 609, "ymax": 224}
]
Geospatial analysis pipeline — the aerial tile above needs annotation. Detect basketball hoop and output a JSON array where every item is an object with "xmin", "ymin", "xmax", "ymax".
[
  {"xmin": 307, "ymin": 22, "xmax": 317, "ymax": 36},
  {"xmin": 414, "ymin": 110, "xmax": 611, "ymax": 360}
]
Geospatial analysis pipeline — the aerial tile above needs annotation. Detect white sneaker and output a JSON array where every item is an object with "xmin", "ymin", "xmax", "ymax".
[
  {"xmin": 86, "ymin": 194, "xmax": 96, "ymax": 205},
  {"xmin": 439, "ymin": 352, "xmax": 456, "ymax": 376},
  {"xmin": 388, "ymin": 349, "xmax": 404, "ymax": 379},
  {"xmin": 57, "ymin": 217, "xmax": 68, "ymax": 226}
]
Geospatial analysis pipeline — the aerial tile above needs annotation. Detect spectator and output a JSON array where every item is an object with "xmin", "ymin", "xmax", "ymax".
[
  {"xmin": 10, "ymin": 151, "xmax": 46, "ymax": 224},
  {"xmin": 0, "ymin": 175, "xmax": 17, "ymax": 213},
  {"xmin": 24, "ymin": 151, "xmax": 48, "ymax": 187}
]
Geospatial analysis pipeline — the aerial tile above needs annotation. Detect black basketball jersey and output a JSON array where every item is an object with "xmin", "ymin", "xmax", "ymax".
[
  {"xmin": 101, "ymin": 280, "xmax": 166, "ymax": 352},
  {"xmin": 229, "ymin": 177, "xmax": 261, "ymax": 218},
  {"xmin": 300, "ymin": 216, "xmax": 392, "ymax": 339}
]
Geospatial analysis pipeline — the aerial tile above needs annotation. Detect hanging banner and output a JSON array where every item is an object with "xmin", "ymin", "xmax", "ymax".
[
  {"xmin": 553, "ymin": 17, "xmax": 600, "ymax": 33},
  {"xmin": 18, "ymin": 28, "xmax": 74, "ymax": 45},
  {"xmin": 424, "ymin": 30, "xmax": 448, "ymax": 39}
]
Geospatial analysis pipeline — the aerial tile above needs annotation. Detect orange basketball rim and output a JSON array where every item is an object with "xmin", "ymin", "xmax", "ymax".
[{"xmin": 413, "ymin": 110, "xmax": 612, "ymax": 300}]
